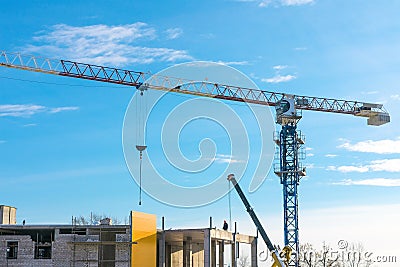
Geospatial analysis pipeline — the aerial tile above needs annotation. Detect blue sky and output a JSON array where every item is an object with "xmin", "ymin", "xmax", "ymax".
[{"xmin": 1, "ymin": 0, "xmax": 400, "ymax": 262}]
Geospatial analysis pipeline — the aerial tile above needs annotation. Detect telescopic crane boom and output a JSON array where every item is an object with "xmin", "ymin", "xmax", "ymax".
[{"xmin": 228, "ymin": 174, "xmax": 290, "ymax": 267}]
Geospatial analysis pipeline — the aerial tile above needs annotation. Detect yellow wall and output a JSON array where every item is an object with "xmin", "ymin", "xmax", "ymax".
[{"xmin": 131, "ymin": 211, "xmax": 157, "ymax": 267}]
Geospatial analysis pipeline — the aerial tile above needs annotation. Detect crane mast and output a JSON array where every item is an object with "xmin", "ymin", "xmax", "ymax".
[
  {"xmin": 0, "ymin": 51, "xmax": 391, "ymax": 266},
  {"xmin": 273, "ymin": 95, "xmax": 305, "ymax": 266}
]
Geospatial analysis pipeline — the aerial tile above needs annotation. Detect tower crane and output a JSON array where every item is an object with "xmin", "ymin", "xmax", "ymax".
[{"xmin": 0, "ymin": 51, "xmax": 390, "ymax": 266}]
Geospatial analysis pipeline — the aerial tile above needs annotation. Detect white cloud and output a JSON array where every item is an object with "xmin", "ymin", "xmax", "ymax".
[
  {"xmin": 49, "ymin": 107, "xmax": 80, "ymax": 113},
  {"xmin": 390, "ymin": 94, "xmax": 400, "ymax": 101},
  {"xmin": 325, "ymin": 154, "xmax": 338, "ymax": 158},
  {"xmin": 273, "ymin": 65, "xmax": 288, "ymax": 70},
  {"xmin": 238, "ymin": 0, "xmax": 314, "ymax": 7},
  {"xmin": 165, "ymin": 28, "xmax": 183, "ymax": 40},
  {"xmin": 327, "ymin": 159, "xmax": 400, "ymax": 173},
  {"xmin": 337, "ymin": 165, "xmax": 369, "ymax": 173},
  {"xmin": 263, "ymin": 64, "xmax": 296, "ymax": 83},
  {"xmin": 214, "ymin": 154, "xmax": 245, "ymax": 164},
  {"xmin": 0, "ymin": 104, "xmax": 79, "ymax": 117},
  {"xmin": 24, "ymin": 23, "xmax": 192, "ymax": 66},
  {"xmin": 23, "ymin": 123, "xmax": 38, "ymax": 127},
  {"xmin": 281, "ymin": 0, "xmax": 314, "ymax": 6},
  {"xmin": 305, "ymin": 163, "xmax": 315, "ymax": 169},
  {"xmin": 338, "ymin": 138, "xmax": 400, "ymax": 154},
  {"xmin": 369, "ymin": 159, "xmax": 400, "ymax": 172},
  {"xmin": 0, "ymin": 104, "xmax": 45, "ymax": 117},
  {"xmin": 258, "ymin": 0, "xmax": 271, "ymax": 7},
  {"xmin": 307, "ymin": 153, "xmax": 314, "ymax": 157},
  {"xmin": 363, "ymin": 90, "xmax": 379, "ymax": 95},
  {"xmin": 216, "ymin": 60, "xmax": 250, "ymax": 66},
  {"xmin": 249, "ymin": 73, "xmax": 260, "ymax": 80},
  {"xmin": 261, "ymin": 74, "xmax": 296, "ymax": 83},
  {"xmin": 334, "ymin": 178, "xmax": 400, "ymax": 187}
]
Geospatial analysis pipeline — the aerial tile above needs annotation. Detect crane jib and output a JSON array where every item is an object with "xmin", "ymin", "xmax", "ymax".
[{"xmin": 0, "ymin": 51, "xmax": 390, "ymax": 125}]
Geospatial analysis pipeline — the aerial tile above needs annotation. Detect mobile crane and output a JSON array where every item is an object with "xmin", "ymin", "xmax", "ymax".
[
  {"xmin": 0, "ymin": 51, "xmax": 390, "ymax": 266},
  {"xmin": 228, "ymin": 173, "xmax": 290, "ymax": 267}
]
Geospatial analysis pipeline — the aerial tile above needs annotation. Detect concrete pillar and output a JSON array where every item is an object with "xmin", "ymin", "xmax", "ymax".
[
  {"xmin": 54, "ymin": 228, "xmax": 60, "ymax": 240},
  {"xmin": 204, "ymin": 229, "xmax": 211, "ymax": 267},
  {"xmin": 211, "ymin": 240, "xmax": 216, "ymax": 267},
  {"xmin": 183, "ymin": 237, "xmax": 192, "ymax": 267},
  {"xmin": 251, "ymin": 237, "xmax": 258, "ymax": 267},
  {"xmin": 159, "ymin": 231, "xmax": 166, "ymax": 267},
  {"xmin": 218, "ymin": 241, "xmax": 224, "ymax": 267}
]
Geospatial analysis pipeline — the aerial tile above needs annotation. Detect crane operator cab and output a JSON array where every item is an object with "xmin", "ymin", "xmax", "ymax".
[{"xmin": 276, "ymin": 95, "xmax": 302, "ymax": 125}]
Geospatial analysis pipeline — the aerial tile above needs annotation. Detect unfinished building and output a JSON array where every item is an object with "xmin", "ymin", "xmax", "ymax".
[
  {"xmin": 0, "ymin": 224, "xmax": 131, "ymax": 267},
  {"xmin": 0, "ymin": 224, "xmax": 257, "ymax": 266}
]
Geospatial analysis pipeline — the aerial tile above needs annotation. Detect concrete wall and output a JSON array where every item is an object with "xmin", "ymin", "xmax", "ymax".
[
  {"xmin": 0, "ymin": 206, "xmax": 17, "ymax": 225},
  {"xmin": 192, "ymin": 243, "xmax": 204, "ymax": 267},
  {"xmin": 170, "ymin": 245, "xmax": 183, "ymax": 266}
]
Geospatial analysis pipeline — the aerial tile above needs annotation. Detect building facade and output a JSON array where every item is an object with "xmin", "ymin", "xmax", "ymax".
[
  {"xmin": 0, "ymin": 224, "xmax": 258, "ymax": 267},
  {"xmin": 0, "ymin": 225, "xmax": 131, "ymax": 267}
]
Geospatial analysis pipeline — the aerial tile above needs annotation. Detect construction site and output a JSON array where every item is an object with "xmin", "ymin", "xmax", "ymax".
[
  {"xmin": 1, "ymin": 206, "xmax": 259, "ymax": 267},
  {"xmin": 0, "ymin": 49, "xmax": 392, "ymax": 267},
  {"xmin": 4, "ymin": 1, "xmax": 400, "ymax": 266}
]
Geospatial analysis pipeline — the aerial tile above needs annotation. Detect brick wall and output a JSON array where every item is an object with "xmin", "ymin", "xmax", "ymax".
[
  {"xmin": 0, "ymin": 235, "xmax": 52, "ymax": 267},
  {"xmin": 0, "ymin": 228, "xmax": 131, "ymax": 267}
]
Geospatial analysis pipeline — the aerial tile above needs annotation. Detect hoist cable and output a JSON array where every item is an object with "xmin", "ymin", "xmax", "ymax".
[
  {"xmin": 228, "ymin": 180, "xmax": 232, "ymax": 231},
  {"xmin": 139, "ymin": 151, "xmax": 143, "ymax": 206}
]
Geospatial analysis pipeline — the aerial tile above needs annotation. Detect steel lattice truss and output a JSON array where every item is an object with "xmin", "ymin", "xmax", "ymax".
[
  {"xmin": 0, "ymin": 51, "xmax": 389, "ymax": 121},
  {"xmin": 278, "ymin": 125, "xmax": 304, "ymax": 267}
]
